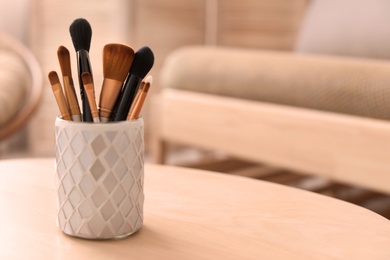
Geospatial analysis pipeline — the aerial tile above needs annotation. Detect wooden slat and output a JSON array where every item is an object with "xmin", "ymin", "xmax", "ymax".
[
  {"xmin": 262, "ymin": 172, "xmax": 306, "ymax": 184},
  {"xmin": 229, "ymin": 164, "xmax": 283, "ymax": 178},
  {"xmin": 180, "ymin": 157, "xmax": 255, "ymax": 173}
]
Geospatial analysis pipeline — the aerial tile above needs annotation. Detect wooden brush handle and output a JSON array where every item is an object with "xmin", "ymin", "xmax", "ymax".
[
  {"xmin": 76, "ymin": 50, "xmax": 93, "ymax": 122},
  {"xmin": 84, "ymin": 82, "xmax": 100, "ymax": 123},
  {"xmin": 128, "ymin": 82, "xmax": 144, "ymax": 116},
  {"xmin": 51, "ymin": 83, "xmax": 71, "ymax": 121},
  {"xmin": 63, "ymin": 76, "xmax": 81, "ymax": 121},
  {"xmin": 127, "ymin": 89, "xmax": 147, "ymax": 120}
]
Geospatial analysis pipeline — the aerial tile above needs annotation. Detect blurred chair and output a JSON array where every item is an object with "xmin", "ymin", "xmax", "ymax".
[
  {"xmin": 152, "ymin": 0, "xmax": 390, "ymax": 194},
  {"xmin": 0, "ymin": 33, "xmax": 42, "ymax": 149}
]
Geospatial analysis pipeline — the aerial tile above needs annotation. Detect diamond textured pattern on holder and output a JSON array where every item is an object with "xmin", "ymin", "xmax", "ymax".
[
  {"xmin": 55, "ymin": 121, "xmax": 144, "ymax": 239},
  {"xmin": 90, "ymin": 159, "xmax": 105, "ymax": 181},
  {"xmin": 91, "ymin": 135, "xmax": 106, "ymax": 156},
  {"xmin": 104, "ymin": 147, "xmax": 119, "ymax": 167},
  {"xmin": 70, "ymin": 133, "xmax": 85, "ymax": 155}
]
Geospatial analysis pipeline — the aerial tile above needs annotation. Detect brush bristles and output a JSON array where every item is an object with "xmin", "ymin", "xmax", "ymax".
[
  {"xmin": 81, "ymin": 72, "xmax": 93, "ymax": 85},
  {"xmin": 69, "ymin": 18, "xmax": 92, "ymax": 52},
  {"xmin": 129, "ymin": 46, "xmax": 154, "ymax": 78},
  {"xmin": 48, "ymin": 71, "xmax": 60, "ymax": 86},
  {"xmin": 103, "ymin": 43, "xmax": 135, "ymax": 82},
  {"xmin": 144, "ymin": 75, "xmax": 153, "ymax": 85},
  {"xmin": 57, "ymin": 46, "xmax": 72, "ymax": 77}
]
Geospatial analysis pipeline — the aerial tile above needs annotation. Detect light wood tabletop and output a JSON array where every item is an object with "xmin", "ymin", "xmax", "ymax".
[{"xmin": 0, "ymin": 158, "xmax": 389, "ymax": 259}]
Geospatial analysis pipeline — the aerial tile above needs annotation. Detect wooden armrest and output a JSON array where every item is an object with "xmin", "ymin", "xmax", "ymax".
[{"xmin": 155, "ymin": 89, "xmax": 390, "ymax": 194}]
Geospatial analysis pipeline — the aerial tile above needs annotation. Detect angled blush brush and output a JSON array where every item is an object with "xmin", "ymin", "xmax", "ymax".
[
  {"xmin": 57, "ymin": 45, "xmax": 81, "ymax": 121},
  {"xmin": 112, "ymin": 46, "xmax": 154, "ymax": 121},
  {"xmin": 82, "ymin": 72, "xmax": 100, "ymax": 123},
  {"xmin": 127, "ymin": 75, "xmax": 153, "ymax": 121},
  {"xmin": 69, "ymin": 18, "xmax": 93, "ymax": 122},
  {"xmin": 48, "ymin": 71, "xmax": 72, "ymax": 121},
  {"xmin": 98, "ymin": 43, "xmax": 135, "ymax": 122}
]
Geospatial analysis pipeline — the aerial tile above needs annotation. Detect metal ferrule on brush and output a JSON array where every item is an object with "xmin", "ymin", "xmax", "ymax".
[
  {"xmin": 77, "ymin": 50, "xmax": 93, "ymax": 122},
  {"xmin": 99, "ymin": 78, "xmax": 124, "ymax": 122}
]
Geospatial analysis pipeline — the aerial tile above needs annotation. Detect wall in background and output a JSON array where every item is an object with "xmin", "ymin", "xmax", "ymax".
[{"xmin": 0, "ymin": 0, "xmax": 31, "ymax": 44}]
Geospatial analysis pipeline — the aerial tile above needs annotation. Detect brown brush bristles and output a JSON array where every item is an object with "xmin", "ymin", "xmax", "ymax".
[
  {"xmin": 48, "ymin": 71, "xmax": 60, "ymax": 86},
  {"xmin": 57, "ymin": 46, "xmax": 72, "ymax": 77},
  {"xmin": 81, "ymin": 72, "xmax": 93, "ymax": 85},
  {"xmin": 103, "ymin": 43, "xmax": 135, "ymax": 82}
]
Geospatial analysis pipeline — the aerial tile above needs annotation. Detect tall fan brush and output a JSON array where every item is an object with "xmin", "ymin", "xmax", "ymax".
[
  {"xmin": 112, "ymin": 46, "xmax": 154, "ymax": 121},
  {"xmin": 69, "ymin": 18, "xmax": 93, "ymax": 122},
  {"xmin": 98, "ymin": 43, "xmax": 135, "ymax": 122}
]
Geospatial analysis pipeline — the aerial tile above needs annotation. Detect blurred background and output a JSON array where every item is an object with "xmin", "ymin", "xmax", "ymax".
[{"xmin": 0, "ymin": 0, "xmax": 307, "ymax": 158}]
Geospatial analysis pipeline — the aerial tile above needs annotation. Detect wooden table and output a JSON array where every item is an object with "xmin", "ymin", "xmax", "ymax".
[{"xmin": 0, "ymin": 158, "xmax": 389, "ymax": 259}]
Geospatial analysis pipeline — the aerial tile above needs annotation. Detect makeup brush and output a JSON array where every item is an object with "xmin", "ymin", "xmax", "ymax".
[
  {"xmin": 57, "ymin": 45, "xmax": 81, "ymax": 122},
  {"xmin": 127, "ymin": 75, "xmax": 153, "ymax": 121},
  {"xmin": 128, "ymin": 80, "xmax": 145, "ymax": 116},
  {"xmin": 48, "ymin": 71, "xmax": 72, "ymax": 121},
  {"xmin": 69, "ymin": 18, "xmax": 93, "ymax": 122},
  {"xmin": 112, "ymin": 46, "xmax": 154, "ymax": 121},
  {"xmin": 127, "ymin": 74, "xmax": 152, "ymax": 116},
  {"xmin": 98, "ymin": 43, "xmax": 135, "ymax": 122},
  {"xmin": 82, "ymin": 72, "xmax": 100, "ymax": 123}
]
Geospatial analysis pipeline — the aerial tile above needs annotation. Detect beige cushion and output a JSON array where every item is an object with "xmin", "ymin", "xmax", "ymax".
[
  {"xmin": 0, "ymin": 49, "xmax": 29, "ymax": 127},
  {"xmin": 161, "ymin": 46, "xmax": 390, "ymax": 120},
  {"xmin": 295, "ymin": 0, "xmax": 390, "ymax": 60}
]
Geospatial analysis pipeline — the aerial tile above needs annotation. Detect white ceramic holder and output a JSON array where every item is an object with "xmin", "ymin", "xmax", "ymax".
[{"xmin": 54, "ymin": 117, "xmax": 144, "ymax": 239}]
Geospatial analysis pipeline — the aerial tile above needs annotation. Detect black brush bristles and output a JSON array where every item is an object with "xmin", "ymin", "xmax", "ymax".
[
  {"xmin": 69, "ymin": 17, "xmax": 93, "ymax": 122},
  {"xmin": 69, "ymin": 18, "xmax": 92, "ymax": 52},
  {"xmin": 111, "ymin": 46, "xmax": 154, "ymax": 121},
  {"xmin": 129, "ymin": 46, "xmax": 155, "ymax": 78}
]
